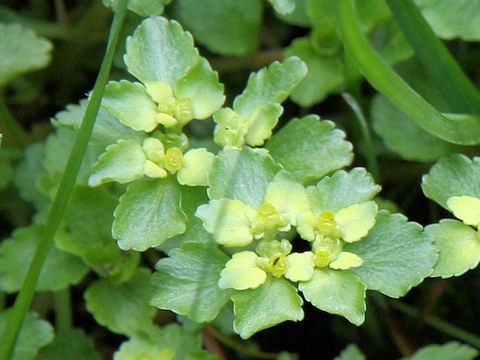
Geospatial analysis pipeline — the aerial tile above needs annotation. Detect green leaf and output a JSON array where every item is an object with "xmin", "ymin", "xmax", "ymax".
[
  {"xmin": 125, "ymin": 16, "xmax": 199, "ymax": 86},
  {"xmin": 112, "ymin": 178, "xmax": 187, "ymax": 251},
  {"xmin": 268, "ymin": 0, "xmax": 295, "ymax": 14},
  {"xmin": 307, "ymin": 168, "xmax": 380, "ymax": 213},
  {"xmin": 276, "ymin": 0, "xmax": 310, "ymax": 26},
  {"xmin": 266, "ymin": 116, "xmax": 353, "ymax": 183},
  {"xmin": 334, "ymin": 344, "xmax": 366, "ymax": 360},
  {"xmin": 426, "ymin": 220, "xmax": 480, "ymax": 278},
  {"xmin": 0, "ymin": 310, "xmax": 54, "ymax": 360},
  {"xmin": 299, "ymin": 268, "xmax": 366, "ymax": 325},
  {"xmin": 0, "ymin": 23, "xmax": 52, "ymax": 87},
  {"xmin": 172, "ymin": 0, "xmax": 262, "ymax": 56},
  {"xmin": 88, "ymin": 139, "xmax": 146, "ymax": 186},
  {"xmin": 208, "ymin": 147, "xmax": 282, "ymax": 209},
  {"xmin": 406, "ymin": 342, "xmax": 478, "ymax": 360},
  {"xmin": 344, "ymin": 211, "xmax": 437, "ymax": 298},
  {"xmin": 374, "ymin": 20, "xmax": 414, "ymax": 65},
  {"xmin": 56, "ymin": 186, "xmax": 140, "ymax": 280},
  {"xmin": 151, "ymin": 243, "xmax": 232, "ymax": 322},
  {"xmin": 285, "ymin": 37, "xmax": 344, "ymax": 107},
  {"xmin": 176, "ymin": 58, "xmax": 225, "ymax": 119},
  {"xmin": 372, "ymin": 95, "xmax": 457, "ymax": 162},
  {"xmin": 421, "ymin": 154, "xmax": 480, "ymax": 210},
  {"xmin": 0, "ymin": 225, "xmax": 88, "ymax": 293},
  {"xmin": 128, "ymin": 0, "xmax": 170, "ymax": 17},
  {"xmin": 414, "ymin": 0, "xmax": 480, "ymax": 41},
  {"xmin": 85, "ymin": 268, "xmax": 156, "ymax": 335},
  {"xmin": 37, "ymin": 328, "xmax": 100, "ymax": 360},
  {"xmin": 232, "ymin": 277, "xmax": 304, "ymax": 339},
  {"xmin": 102, "ymin": 80, "xmax": 158, "ymax": 132},
  {"xmin": 233, "ymin": 57, "xmax": 307, "ymax": 118}
]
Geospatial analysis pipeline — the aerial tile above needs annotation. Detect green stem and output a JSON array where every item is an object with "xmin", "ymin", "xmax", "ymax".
[
  {"xmin": 54, "ymin": 288, "xmax": 72, "ymax": 333},
  {"xmin": 0, "ymin": 2, "xmax": 128, "ymax": 359},
  {"xmin": 341, "ymin": 92, "xmax": 380, "ymax": 180},
  {"xmin": 391, "ymin": 301, "xmax": 480, "ymax": 348},
  {"xmin": 385, "ymin": 0, "xmax": 480, "ymax": 114},
  {"xmin": 0, "ymin": 95, "xmax": 28, "ymax": 149},
  {"xmin": 206, "ymin": 326, "xmax": 280, "ymax": 359},
  {"xmin": 0, "ymin": 292, "xmax": 5, "ymax": 312},
  {"xmin": 335, "ymin": 0, "xmax": 480, "ymax": 145}
]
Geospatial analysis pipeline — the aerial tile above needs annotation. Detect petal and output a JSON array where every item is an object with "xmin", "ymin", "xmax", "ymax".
[
  {"xmin": 335, "ymin": 201, "xmax": 378, "ymax": 243},
  {"xmin": 195, "ymin": 199, "xmax": 257, "ymax": 247},
  {"xmin": 285, "ymin": 252, "xmax": 315, "ymax": 282},
  {"xmin": 264, "ymin": 171, "xmax": 310, "ymax": 226},
  {"xmin": 296, "ymin": 211, "xmax": 317, "ymax": 241},
  {"xmin": 218, "ymin": 251, "xmax": 267, "ymax": 290},
  {"xmin": 329, "ymin": 252, "xmax": 363, "ymax": 270},
  {"xmin": 177, "ymin": 148, "xmax": 215, "ymax": 186},
  {"xmin": 447, "ymin": 195, "xmax": 480, "ymax": 226},
  {"xmin": 245, "ymin": 103, "xmax": 283, "ymax": 146}
]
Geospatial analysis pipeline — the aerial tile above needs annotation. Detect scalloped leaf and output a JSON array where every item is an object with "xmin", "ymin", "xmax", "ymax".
[
  {"xmin": 0, "ymin": 23, "xmax": 52, "ymax": 87},
  {"xmin": 56, "ymin": 186, "xmax": 140, "ymax": 281},
  {"xmin": 269, "ymin": 0, "xmax": 295, "ymax": 14},
  {"xmin": 125, "ymin": 16, "xmax": 199, "ymax": 86},
  {"xmin": 267, "ymin": 116, "xmax": 353, "ymax": 183},
  {"xmin": 37, "ymin": 328, "xmax": 100, "ymax": 360},
  {"xmin": 345, "ymin": 211, "xmax": 437, "ymax": 298},
  {"xmin": 426, "ymin": 220, "xmax": 480, "ymax": 278},
  {"xmin": 307, "ymin": 168, "xmax": 381, "ymax": 213},
  {"xmin": 421, "ymin": 154, "xmax": 480, "ymax": 210},
  {"xmin": 172, "ymin": 0, "xmax": 262, "ymax": 56},
  {"xmin": 112, "ymin": 178, "xmax": 187, "ymax": 251},
  {"xmin": 208, "ymin": 147, "xmax": 282, "ymax": 209},
  {"xmin": 0, "ymin": 225, "xmax": 88, "ymax": 293},
  {"xmin": 85, "ymin": 268, "xmax": 156, "ymax": 335},
  {"xmin": 233, "ymin": 57, "xmax": 307, "ymax": 118},
  {"xmin": 0, "ymin": 310, "xmax": 54, "ymax": 360},
  {"xmin": 176, "ymin": 58, "xmax": 225, "ymax": 119},
  {"xmin": 406, "ymin": 341, "xmax": 478, "ymax": 360},
  {"xmin": 232, "ymin": 277, "xmax": 304, "ymax": 339},
  {"xmin": 299, "ymin": 269, "xmax": 366, "ymax": 325},
  {"xmin": 88, "ymin": 139, "xmax": 145, "ymax": 186},
  {"xmin": 151, "ymin": 243, "xmax": 231, "ymax": 322}
]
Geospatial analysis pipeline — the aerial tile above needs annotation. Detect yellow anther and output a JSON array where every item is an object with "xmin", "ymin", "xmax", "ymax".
[
  {"xmin": 162, "ymin": 147, "xmax": 184, "ymax": 173},
  {"xmin": 313, "ymin": 250, "xmax": 332, "ymax": 267},
  {"xmin": 267, "ymin": 253, "xmax": 288, "ymax": 277},
  {"xmin": 316, "ymin": 211, "xmax": 337, "ymax": 236}
]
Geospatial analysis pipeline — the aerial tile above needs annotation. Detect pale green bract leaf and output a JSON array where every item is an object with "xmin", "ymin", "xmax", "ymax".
[
  {"xmin": 233, "ymin": 57, "xmax": 307, "ymax": 118},
  {"xmin": 276, "ymin": 0, "xmax": 310, "ymax": 26},
  {"xmin": 0, "ymin": 23, "xmax": 52, "ymax": 87},
  {"xmin": 285, "ymin": 252, "xmax": 314, "ymax": 282},
  {"xmin": 426, "ymin": 220, "xmax": 480, "ymax": 278},
  {"xmin": 345, "ymin": 211, "xmax": 437, "ymax": 298},
  {"xmin": 176, "ymin": 58, "xmax": 225, "ymax": 119},
  {"xmin": 195, "ymin": 198, "xmax": 256, "ymax": 247},
  {"xmin": 0, "ymin": 224, "xmax": 88, "ymax": 293},
  {"xmin": 307, "ymin": 168, "xmax": 381, "ymax": 214},
  {"xmin": 103, "ymin": 0, "xmax": 170, "ymax": 16},
  {"xmin": 219, "ymin": 251, "xmax": 267, "ymax": 290},
  {"xmin": 113, "ymin": 178, "xmax": 187, "ymax": 251},
  {"xmin": 102, "ymin": 80, "xmax": 158, "ymax": 132},
  {"xmin": 330, "ymin": 252, "xmax": 363, "ymax": 270},
  {"xmin": 177, "ymin": 148, "xmax": 215, "ymax": 186},
  {"xmin": 208, "ymin": 147, "xmax": 282, "ymax": 209},
  {"xmin": 172, "ymin": 0, "xmax": 262, "ymax": 56},
  {"xmin": 114, "ymin": 339, "xmax": 173, "ymax": 360},
  {"xmin": 37, "ymin": 328, "xmax": 100, "ymax": 360},
  {"xmin": 85, "ymin": 268, "xmax": 156, "ymax": 336},
  {"xmin": 334, "ymin": 344, "xmax": 366, "ymax": 360},
  {"xmin": 421, "ymin": 154, "xmax": 480, "ymax": 210},
  {"xmin": 232, "ymin": 277, "xmax": 304, "ymax": 339},
  {"xmin": 447, "ymin": 196, "xmax": 480, "ymax": 226},
  {"xmin": 335, "ymin": 201, "xmax": 378, "ymax": 243},
  {"xmin": 285, "ymin": 37, "xmax": 344, "ymax": 107},
  {"xmin": 125, "ymin": 16, "xmax": 199, "ymax": 86},
  {"xmin": 299, "ymin": 268, "xmax": 366, "ymax": 325},
  {"xmin": 406, "ymin": 342, "xmax": 478, "ymax": 360},
  {"xmin": 266, "ymin": 116, "xmax": 353, "ymax": 183},
  {"xmin": 0, "ymin": 310, "xmax": 54, "ymax": 360},
  {"xmin": 269, "ymin": 0, "xmax": 295, "ymax": 14},
  {"xmin": 414, "ymin": 0, "xmax": 480, "ymax": 41},
  {"xmin": 56, "ymin": 186, "xmax": 140, "ymax": 281},
  {"xmin": 151, "ymin": 243, "xmax": 232, "ymax": 322},
  {"xmin": 88, "ymin": 139, "xmax": 146, "ymax": 186},
  {"xmin": 245, "ymin": 103, "xmax": 283, "ymax": 147}
]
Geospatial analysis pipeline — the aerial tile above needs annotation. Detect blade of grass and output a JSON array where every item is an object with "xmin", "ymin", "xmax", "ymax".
[
  {"xmin": 335, "ymin": 0, "xmax": 480, "ymax": 145},
  {"xmin": 386, "ymin": 0, "xmax": 480, "ymax": 114},
  {"xmin": 0, "ymin": 1, "xmax": 128, "ymax": 358}
]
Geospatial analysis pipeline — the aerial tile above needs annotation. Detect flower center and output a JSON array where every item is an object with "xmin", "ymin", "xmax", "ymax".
[
  {"xmin": 315, "ymin": 211, "xmax": 337, "ymax": 236},
  {"xmin": 312, "ymin": 236, "xmax": 342, "ymax": 268},
  {"xmin": 267, "ymin": 253, "xmax": 288, "ymax": 277},
  {"xmin": 163, "ymin": 147, "xmax": 184, "ymax": 173}
]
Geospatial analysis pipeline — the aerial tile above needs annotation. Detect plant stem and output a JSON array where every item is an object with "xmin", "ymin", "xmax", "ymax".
[
  {"xmin": 0, "ymin": 95, "xmax": 28, "ymax": 149},
  {"xmin": 385, "ymin": 0, "xmax": 480, "ymax": 114},
  {"xmin": 0, "ymin": 292, "xmax": 5, "ymax": 312},
  {"xmin": 0, "ymin": 2, "xmax": 128, "ymax": 358},
  {"xmin": 206, "ymin": 326, "xmax": 280, "ymax": 359},
  {"xmin": 391, "ymin": 301, "xmax": 480, "ymax": 348},
  {"xmin": 54, "ymin": 287, "xmax": 72, "ymax": 333}
]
